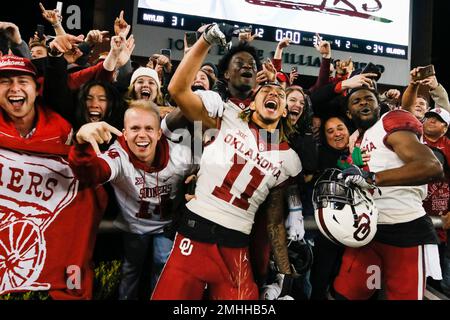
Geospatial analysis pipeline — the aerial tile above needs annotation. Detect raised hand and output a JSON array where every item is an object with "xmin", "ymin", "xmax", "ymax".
[
  {"xmin": 289, "ymin": 69, "xmax": 299, "ymax": 85},
  {"xmin": 86, "ymin": 29, "xmax": 110, "ymax": 46},
  {"xmin": 277, "ymin": 37, "xmax": 291, "ymax": 50},
  {"xmin": 336, "ymin": 58, "xmax": 354, "ymax": 75},
  {"xmin": 115, "ymin": 25, "xmax": 135, "ymax": 68},
  {"xmin": 49, "ymin": 33, "xmax": 84, "ymax": 53},
  {"xmin": 39, "ymin": 2, "xmax": 62, "ymax": 26},
  {"xmin": 256, "ymin": 59, "xmax": 276, "ymax": 84},
  {"xmin": 419, "ymin": 75, "xmax": 439, "ymax": 90},
  {"xmin": 0, "ymin": 22, "xmax": 22, "ymax": 44},
  {"xmin": 202, "ymin": 23, "xmax": 236, "ymax": 48},
  {"xmin": 76, "ymin": 122, "xmax": 123, "ymax": 154},
  {"xmin": 314, "ymin": 33, "xmax": 331, "ymax": 59},
  {"xmin": 238, "ymin": 29, "xmax": 260, "ymax": 43},
  {"xmin": 342, "ymin": 73, "xmax": 378, "ymax": 91},
  {"xmin": 114, "ymin": 10, "xmax": 129, "ymax": 36}
]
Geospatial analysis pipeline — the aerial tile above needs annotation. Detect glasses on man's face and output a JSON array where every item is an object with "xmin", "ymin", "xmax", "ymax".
[{"xmin": 232, "ymin": 59, "xmax": 257, "ymax": 71}]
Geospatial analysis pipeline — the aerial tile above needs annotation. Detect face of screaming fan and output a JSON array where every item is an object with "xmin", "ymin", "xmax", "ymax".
[
  {"xmin": 0, "ymin": 73, "xmax": 37, "ymax": 124},
  {"xmin": 134, "ymin": 76, "xmax": 159, "ymax": 102},
  {"xmin": 85, "ymin": 85, "xmax": 108, "ymax": 122},
  {"xmin": 123, "ymin": 108, "xmax": 162, "ymax": 163}
]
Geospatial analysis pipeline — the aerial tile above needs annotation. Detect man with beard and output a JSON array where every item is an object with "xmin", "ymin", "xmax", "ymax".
[{"xmin": 332, "ymin": 85, "xmax": 444, "ymax": 300}]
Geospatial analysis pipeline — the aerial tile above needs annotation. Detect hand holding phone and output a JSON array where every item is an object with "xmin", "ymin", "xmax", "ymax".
[
  {"xmin": 37, "ymin": 24, "xmax": 45, "ymax": 41},
  {"xmin": 412, "ymin": 65, "xmax": 435, "ymax": 81},
  {"xmin": 185, "ymin": 32, "xmax": 198, "ymax": 48}
]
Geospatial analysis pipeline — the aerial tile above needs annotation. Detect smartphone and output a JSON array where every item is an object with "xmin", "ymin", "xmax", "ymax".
[
  {"xmin": 185, "ymin": 32, "xmax": 198, "ymax": 48},
  {"xmin": 56, "ymin": 1, "xmax": 63, "ymax": 13},
  {"xmin": 160, "ymin": 49, "xmax": 171, "ymax": 59},
  {"xmin": 37, "ymin": 24, "xmax": 45, "ymax": 40},
  {"xmin": 413, "ymin": 65, "xmax": 435, "ymax": 81},
  {"xmin": 361, "ymin": 62, "xmax": 381, "ymax": 81}
]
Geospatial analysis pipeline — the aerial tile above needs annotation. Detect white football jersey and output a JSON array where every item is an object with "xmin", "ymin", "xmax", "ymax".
[
  {"xmin": 359, "ymin": 110, "xmax": 427, "ymax": 224},
  {"xmin": 187, "ymin": 100, "xmax": 302, "ymax": 234},
  {"xmin": 100, "ymin": 136, "xmax": 194, "ymax": 234}
]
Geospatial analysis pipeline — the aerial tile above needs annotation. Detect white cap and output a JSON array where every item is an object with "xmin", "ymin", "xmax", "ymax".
[
  {"xmin": 130, "ymin": 67, "xmax": 160, "ymax": 88},
  {"xmin": 425, "ymin": 107, "xmax": 450, "ymax": 126}
]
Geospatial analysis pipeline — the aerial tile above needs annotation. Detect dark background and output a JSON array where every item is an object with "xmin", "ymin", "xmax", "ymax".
[{"xmin": 0, "ymin": 0, "xmax": 448, "ymax": 92}]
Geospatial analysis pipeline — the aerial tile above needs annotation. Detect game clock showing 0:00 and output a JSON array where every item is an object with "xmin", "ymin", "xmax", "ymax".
[{"xmin": 137, "ymin": 7, "xmax": 408, "ymax": 60}]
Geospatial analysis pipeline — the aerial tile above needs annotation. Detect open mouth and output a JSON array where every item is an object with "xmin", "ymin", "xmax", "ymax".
[
  {"xmin": 8, "ymin": 97, "xmax": 25, "ymax": 108},
  {"xmin": 414, "ymin": 107, "xmax": 424, "ymax": 113},
  {"xmin": 136, "ymin": 142, "xmax": 150, "ymax": 149},
  {"xmin": 241, "ymin": 71, "xmax": 253, "ymax": 78},
  {"xmin": 89, "ymin": 111, "xmax": 102, "ymax": 122},
  {"xmin": 140, "ymin": 90, "xmax": 151, "ymax": 100},
  {"xmin": 360, "ymin": 107, "xmax": 372, "ymax": 116},
  {"xmin": 264, "ymin": 100, "xmax": 278, "ymax": 112}
]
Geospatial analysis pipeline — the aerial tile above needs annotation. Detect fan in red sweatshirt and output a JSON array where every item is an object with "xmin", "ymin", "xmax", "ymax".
[{"xmin": 0, "ymin": 55, "xmax": 106, "ymax": 300}]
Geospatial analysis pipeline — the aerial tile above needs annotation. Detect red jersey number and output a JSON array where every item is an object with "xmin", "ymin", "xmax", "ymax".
[{"xmin": 212, "ymin": 154, "xmax": 264, "ymax": 210}]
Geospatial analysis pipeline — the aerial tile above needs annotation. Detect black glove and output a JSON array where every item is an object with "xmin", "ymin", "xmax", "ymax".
[
  {"xmin": 338, "ymin": 164, "xmax": 376, "ymax": 189},
  {"xmin": 202, "ymin": 23, "xmax": 236, "ymax": 48}
]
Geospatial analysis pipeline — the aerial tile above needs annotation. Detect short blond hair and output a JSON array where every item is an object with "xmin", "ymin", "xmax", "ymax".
[{"xmin": 125, "ymin": 99, "xmax": 161, "ymax": 127}]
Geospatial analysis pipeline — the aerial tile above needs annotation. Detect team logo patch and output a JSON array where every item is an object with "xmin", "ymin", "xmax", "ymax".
[
  {"xmin": 179, "ymin": 238, "xmax": 193, "ymax": 256},
  {"xmin": 0, "ymin": 149, "xmax": 78, "ymax": 294}
]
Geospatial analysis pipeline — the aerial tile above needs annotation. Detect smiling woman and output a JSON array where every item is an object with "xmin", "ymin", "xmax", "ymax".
[{"xmin": 125, "ymin": 67, "xmax": 165, "ymax": 106}]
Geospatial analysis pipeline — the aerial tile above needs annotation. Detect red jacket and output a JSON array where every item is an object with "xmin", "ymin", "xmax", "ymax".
[{"xmin": 0, "ymin": 105, "xmax": 107, "ymax": 299}]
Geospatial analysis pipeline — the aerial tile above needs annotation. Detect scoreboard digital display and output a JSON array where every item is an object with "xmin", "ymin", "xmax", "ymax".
[{"xmin": 136, "ymin": 0, "xmax": 411, "ymax": 60}]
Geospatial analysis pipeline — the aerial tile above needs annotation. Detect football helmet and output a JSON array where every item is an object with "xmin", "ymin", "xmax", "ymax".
[{"xmin": 313, "ymin": 168, "xmax": 378, "ymax": 247}]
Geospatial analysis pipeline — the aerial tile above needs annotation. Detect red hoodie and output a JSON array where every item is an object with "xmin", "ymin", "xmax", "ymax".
[{"xmin": 0, "ymin": 105, "xmax": 107, "ymax": 299}]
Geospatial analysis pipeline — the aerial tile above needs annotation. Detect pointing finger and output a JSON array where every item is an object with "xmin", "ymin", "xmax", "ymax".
[
  {"xmin": 104, "ymin": 123, "xmax": 123, "ymax": 137},
  {"xmin": 88, "ymin": 137, "xmax": 101, "ymax": 155}
]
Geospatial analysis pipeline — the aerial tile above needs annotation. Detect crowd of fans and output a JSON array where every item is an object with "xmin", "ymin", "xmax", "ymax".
[{"xmin": 0, "ymin": 4, "xmax": 450, "ymax": 300}]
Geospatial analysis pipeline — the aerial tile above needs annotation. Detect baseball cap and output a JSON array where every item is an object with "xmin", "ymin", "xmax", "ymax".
[
  {"xmin": 425, "ymin": 107, "xmax": 450, "ymax": 126},
  {"xmin": 130, "ymin": 67, "xmax": 160, "ymax": 89},
  {"xmin": 0, "ymin": 55, "xmax": 37, "ymax": 77}
]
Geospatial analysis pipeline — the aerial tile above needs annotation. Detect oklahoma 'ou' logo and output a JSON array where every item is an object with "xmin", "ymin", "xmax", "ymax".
[
  {"xmin": 353, "ymin": 213, "xmax": 371, "ymax": 241},
  {"xmin": 179, "ymin": 238, "xmax": 193, "ymax": 256},
  {"xmin": 0, "ymin": 149, "xmax": 78, "ymax": 294}
]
